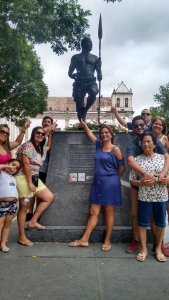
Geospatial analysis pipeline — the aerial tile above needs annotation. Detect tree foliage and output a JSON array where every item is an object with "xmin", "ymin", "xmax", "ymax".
[
  {"xmin": 151, "ymin": 83, "xmax": 169, "ymax": 126},
  {"xmin": 0, "ymin": 22, "xmax": 48, "ymax": 122},
  {"xmin": 0, "ymin": 0, "xmax": 91, "ymax": 122},
  {"xmin": 1, "ymin": 0, "xmax": 90, "ymax": 55}
]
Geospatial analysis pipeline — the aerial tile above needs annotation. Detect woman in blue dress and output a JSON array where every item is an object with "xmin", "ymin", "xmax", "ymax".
[{"xmin": 69, "ymin": 120, "xmax": 125, "ymax": 251}]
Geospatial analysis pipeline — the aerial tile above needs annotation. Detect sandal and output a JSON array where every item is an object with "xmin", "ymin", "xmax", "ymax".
[
  {"xmin": 27, "ymin": 222, "xmax": 45, "ymax": 230},
  {"xmin": 136, "ymin": 252, "xmax": 147, "ymax": 262},
  {"xmin": 102, "ymin": 244, "xmax": 111, "ymax": 252},
  {"xmin": 18, "ymin": 239, "xmax": 34, "ymax": 247},
  {"xmin": 155, "ymin": 253, "xmax": 167, "ymax": 262},
  {"xmin": 0, "ymin": 245, "xmax": 10, "ymax": 253},
  {"xmin": 69, "ymin": 240, "xmax": 89, "ymax": 247}
]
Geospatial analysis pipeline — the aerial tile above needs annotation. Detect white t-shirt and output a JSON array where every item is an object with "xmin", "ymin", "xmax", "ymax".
[
  {"xmin": 129, "ymin": 153, "xmax": 168, "ymax": 202},
  {"xmin": 0, "ymin": 171, "xmax": 18, "ymax": 199}
]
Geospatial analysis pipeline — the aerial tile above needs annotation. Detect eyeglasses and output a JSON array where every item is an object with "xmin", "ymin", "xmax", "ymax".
[
  {"xmin": 133, "ymin": 123, "xmax": 145, "ymax": 129},
  {"xmin": 35, "ymin": 131, "xmax": 45, "ymax": 137},
  {"xmin": 142, "ymin": 140, "xmax": 153, "ymax": 145},
  {"xmin": 0, "ymin": 130, "xmax": 9, "ymax": 136},
  {"xmin": 141, "ymin": 113, "xmax": 150, "ymax": 116}
]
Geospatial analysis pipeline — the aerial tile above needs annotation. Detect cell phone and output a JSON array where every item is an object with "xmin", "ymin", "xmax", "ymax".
[{"xmin": 32, "ymin": 174, "xmax": 39, "ymax": 187}]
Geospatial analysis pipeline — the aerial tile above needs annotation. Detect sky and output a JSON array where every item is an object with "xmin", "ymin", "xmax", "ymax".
[{"xmin": 35, "ymin": 0, "xmax": 169, "ymax": 116}]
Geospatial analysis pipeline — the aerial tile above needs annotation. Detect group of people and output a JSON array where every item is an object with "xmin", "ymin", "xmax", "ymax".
[
  {"xmin": 69, "ymin": 107, "xmax": 169, "ymax": 263},
  {"xmin": 1, "ymin": 109, "xmax": 169, "ymax": 263},
  {"xmin": 0, "ymin": 117, "xmax": 55, "ymax": 251}
]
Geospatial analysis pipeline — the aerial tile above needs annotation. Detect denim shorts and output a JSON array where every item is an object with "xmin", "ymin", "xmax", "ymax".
[
  {"xmin": 138, "ymin": 200, "xmax": 167, "ymax": 228},
  {"xmin": 0, "ymin": 199, "xmax": 18, "ymax": 218}
]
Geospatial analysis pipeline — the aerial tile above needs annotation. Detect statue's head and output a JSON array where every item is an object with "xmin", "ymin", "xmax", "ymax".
[{"xmin": 81, "ymin": 37, "xmax": 92, "ymax": 52}]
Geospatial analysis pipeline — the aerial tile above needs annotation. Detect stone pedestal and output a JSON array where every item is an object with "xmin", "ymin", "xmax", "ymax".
[{"xmin": 27, "ymin": 132, "xmax": 152, "ymax": 243}]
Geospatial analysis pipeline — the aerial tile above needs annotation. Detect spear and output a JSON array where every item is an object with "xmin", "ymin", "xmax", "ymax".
[{"xmin": 98, "ymin": 13, "xmax": 102, "ymax": 124}]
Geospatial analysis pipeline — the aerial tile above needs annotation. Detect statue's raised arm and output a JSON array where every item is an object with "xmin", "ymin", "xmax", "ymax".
[{"xmin": 68, "ymin": 37, "xmax": 102, "ymax": 121}]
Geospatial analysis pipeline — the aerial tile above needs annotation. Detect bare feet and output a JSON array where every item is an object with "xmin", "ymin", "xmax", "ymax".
[
  {"xmin": 69, "ymin": 240, "xmax": 89, "ymax": 247},
  {"xmin": 18, "ymin": 237, "xmax": 34, "ymax": 247},
  {"xmin": 27, "ymin": 222, "xmax": 45, "ymax": 230}
]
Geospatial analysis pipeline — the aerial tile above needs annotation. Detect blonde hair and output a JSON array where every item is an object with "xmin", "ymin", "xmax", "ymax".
[{"xmin": 0, "ymin": 124, "xmax": 10, "ymax": 152}]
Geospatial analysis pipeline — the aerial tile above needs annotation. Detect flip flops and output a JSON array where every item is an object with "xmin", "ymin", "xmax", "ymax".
[
  {"xmin": 155, "ymin": 253, "xmax": 167, "ymax": 262},
  {"xmin": 69, "ymin": 240, "xmax": 89, "ymax": 247},
  {"xmin": 102, "ymin": 244, "xmax": 111, "ymax": 252},
  {"xmin": 136, "ymin": 252, "xmax": 147, "ymax": 262},
  {"xmin": 0, "ymin": 245, "xmax": 9, "ymax": 253},
  {"xmin": 27, "ymin": 222, "xmax": 45, "ymax": 230},
  {"xmin": 18, "ymin": 239, "xmax": 34, "ymax": 247}
]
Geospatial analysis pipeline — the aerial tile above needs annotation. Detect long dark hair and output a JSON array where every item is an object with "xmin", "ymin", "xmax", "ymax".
[{"xmin": 29, "ymin": 126, "xmax": 46, "ymax": 156}]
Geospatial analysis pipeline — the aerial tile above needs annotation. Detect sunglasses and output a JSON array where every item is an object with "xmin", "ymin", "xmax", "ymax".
[
  {"xmin": 141, "ymin": 113, "xmax": 150, "ymax": 116},
  {"xmin": 35, "ymin": 131, "xmax": 45, "ymax": 137},
  {"xmin": 0, "ymin": 130, "xmax": 9, "ymax": 136},
  {"xmin": 133, "ymin": 123, "xmax": 145, "ymax": 129}
]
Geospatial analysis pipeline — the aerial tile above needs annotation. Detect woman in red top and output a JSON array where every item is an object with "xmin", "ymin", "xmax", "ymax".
[{"xmin": 0, "ymin": 122, "xmax": 30, "ymax": 164}]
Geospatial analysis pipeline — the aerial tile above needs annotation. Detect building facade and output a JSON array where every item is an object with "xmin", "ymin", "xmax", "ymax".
[
  {"xmin": 1, "ymin": 82, "xmax": 134, "ymax": 138},
  {"xmin": 35, "ymin": 82, "xmax": 134, "ymax": 130}
]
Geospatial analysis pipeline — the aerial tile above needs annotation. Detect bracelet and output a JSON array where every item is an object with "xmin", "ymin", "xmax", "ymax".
[{"xmin": 21, "ymin": 130, "xmax": 26, "ymax": 133}]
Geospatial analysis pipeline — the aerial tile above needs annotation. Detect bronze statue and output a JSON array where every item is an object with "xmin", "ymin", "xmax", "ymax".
[{"xmin": 68, "ymin": 37, "xmax": 102, "ymax": 121}]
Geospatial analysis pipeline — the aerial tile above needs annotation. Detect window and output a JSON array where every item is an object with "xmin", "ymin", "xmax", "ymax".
[
  {"xmin": 125, "ymin": 98, "xmax": 128, "ymax": 107},
  {"xmin": 116, "ymin": 98, "xmax": 120, "ymax": 107}
]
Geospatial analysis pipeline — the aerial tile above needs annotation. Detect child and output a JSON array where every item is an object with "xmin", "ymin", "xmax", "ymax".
[{"xmin": 0, "ymin": 159, "xmax": 21, "ymax": 253}]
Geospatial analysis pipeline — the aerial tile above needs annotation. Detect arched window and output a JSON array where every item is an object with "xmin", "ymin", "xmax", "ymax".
[
  {"xmin": 125, "ymin": 98, "xmax": 128, "ymax": 107},
  {"xmin": 116, "ymin": 98, "xmax": 120, "ymax": 107}
]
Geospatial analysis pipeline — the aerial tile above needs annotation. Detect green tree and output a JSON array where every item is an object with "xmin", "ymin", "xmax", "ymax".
[
  {"xmin": 0, "ymin": 0, "xmax": 90, "ymax": 122},
  {"xmin": 151, "ymin": 83, "xmax": 169, "ymax": 125},
  {"xmin": 1, "ymin": 0, "xmax": 90, "ymax": 55},
  {"xmin": 0, "ymin": 23, "xmax": 48, "ymax": 122}
]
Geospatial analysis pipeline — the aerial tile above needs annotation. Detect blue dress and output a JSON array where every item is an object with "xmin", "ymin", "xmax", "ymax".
[{"xmin": 90, "ymin": 140, "xmax": 124, "ymax": 206}]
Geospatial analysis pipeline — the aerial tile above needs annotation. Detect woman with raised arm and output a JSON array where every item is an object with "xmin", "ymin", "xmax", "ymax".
[
  {"xmin": 0, "ymin": 120, "xmax": 30, "ymax": 165},
  {"xmin": 16, "ymin": 126, "xmax": 54, "ymax": 246},
  {"xmin": 69, "ymin": 120, "xmax": 125, "ymax": 251}
]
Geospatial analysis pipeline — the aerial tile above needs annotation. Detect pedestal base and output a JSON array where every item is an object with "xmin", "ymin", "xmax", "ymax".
[{"xmin": 26, "ymin": 226, "xmax": 153, "ymax": 243}]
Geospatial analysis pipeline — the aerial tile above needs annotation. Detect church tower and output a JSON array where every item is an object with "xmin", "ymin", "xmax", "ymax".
[{"xmin": 111, "ymin": 81, "xmax": 134, "ymax": 122}]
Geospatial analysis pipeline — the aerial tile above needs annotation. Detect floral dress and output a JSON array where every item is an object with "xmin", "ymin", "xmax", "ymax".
[{"xmin": 16, "ymin": 142, "xmax": 47, "ymax": 176}]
